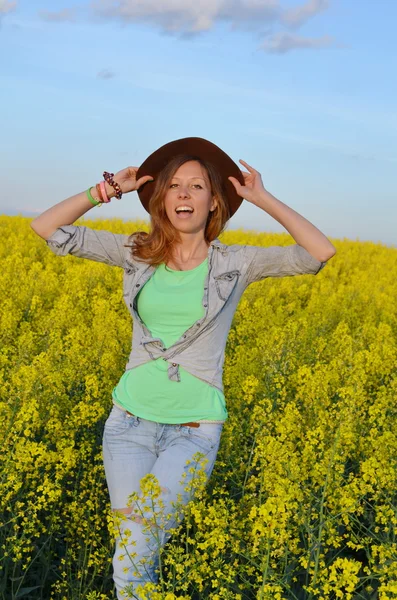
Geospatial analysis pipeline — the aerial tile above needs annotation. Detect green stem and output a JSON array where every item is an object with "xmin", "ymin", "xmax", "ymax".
[
  {"xmin": 307, "ymin": 425, "xmax": 341, "ymax": 599},
  {"xmin": 258, "ymin": 535, "xmax": 272, "ymax": 599},
  {"xmin": 242, "ymin": 432, "xmax": 258, "ymax": 498}
]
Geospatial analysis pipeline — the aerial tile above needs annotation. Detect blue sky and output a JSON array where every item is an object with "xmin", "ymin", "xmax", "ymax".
[{"xmin": 1, "ymin": 0, "xmax": 396, "ymax": 246}]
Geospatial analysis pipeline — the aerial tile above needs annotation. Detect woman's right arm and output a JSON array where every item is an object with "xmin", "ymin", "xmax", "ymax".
[
  {"xmin": 30, "ymin": 186, "xmax": 114, "ymax": 240},
  {"xmin": 30, "ymin": 167, "xmax": 154, "ymax": 267}
]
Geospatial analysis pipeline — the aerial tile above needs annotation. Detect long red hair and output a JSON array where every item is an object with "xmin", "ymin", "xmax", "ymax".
[{"xmin": 125, "ymin": 155, "xmax": 230, "ymax": 267}]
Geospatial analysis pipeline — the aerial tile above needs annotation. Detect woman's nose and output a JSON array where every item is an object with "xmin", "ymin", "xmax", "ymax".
[{"xmin": 178, "ymin": 187, "xmax": 190, "ymax": 198}]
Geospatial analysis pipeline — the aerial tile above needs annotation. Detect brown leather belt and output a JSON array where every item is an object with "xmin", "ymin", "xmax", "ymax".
[{"xmin": 126, "ymin": 410, "xmax": 200, "ymax": 428}]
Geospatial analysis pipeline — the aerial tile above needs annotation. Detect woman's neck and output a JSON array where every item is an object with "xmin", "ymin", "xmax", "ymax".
[
  {"xmin": 168, "ymin": 236, "xmax": 209, "ymax": 270},
  {"xmin": 171, "ymin": 235, "xmax": 209, "ymax": 263}
]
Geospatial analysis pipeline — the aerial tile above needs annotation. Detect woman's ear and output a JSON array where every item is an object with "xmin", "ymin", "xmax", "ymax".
[{"xmin": 210, "ymin": 197, "xmax": 218, "ymax": 212}]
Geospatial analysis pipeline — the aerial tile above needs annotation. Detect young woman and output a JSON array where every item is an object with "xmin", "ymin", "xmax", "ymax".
[{"xmin": 30, "ymin": 137, "xmax": 336, "ymax": 599}]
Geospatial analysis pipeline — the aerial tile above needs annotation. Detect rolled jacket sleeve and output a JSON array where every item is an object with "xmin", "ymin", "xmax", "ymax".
[
  {"xmin": 244, "ymin": 244, "xmax": 327, "ymax": 285},
  {"xmin": 45, "ymin": 225, "xmax": 130, "ymax": 268}
]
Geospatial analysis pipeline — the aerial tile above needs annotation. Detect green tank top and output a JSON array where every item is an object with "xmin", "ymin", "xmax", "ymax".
[{"xmin": 112, "ymin": 257, "xmax": 228, "ymax": 424}]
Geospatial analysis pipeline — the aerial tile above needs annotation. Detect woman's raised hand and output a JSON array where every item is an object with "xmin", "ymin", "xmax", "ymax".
[
  {"xmin": 228, "ymin": 160, "xmax": 267, "ymax": 206},
  {"xmin": 111, "ymin": 166, "xmax": 154, "ymax": 196}
]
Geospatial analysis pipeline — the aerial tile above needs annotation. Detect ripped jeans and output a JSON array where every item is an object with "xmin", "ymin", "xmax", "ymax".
[{"xmin": 102, "ymin": 404, "xmax": 223, "ymax": 599}]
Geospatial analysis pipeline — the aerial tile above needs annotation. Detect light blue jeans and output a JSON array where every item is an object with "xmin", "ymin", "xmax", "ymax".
[{"xmin": 102, "ymin": 403, "xmax": 223, "ymax": 599}]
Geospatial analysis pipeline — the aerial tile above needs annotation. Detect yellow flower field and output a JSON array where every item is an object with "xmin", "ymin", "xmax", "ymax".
[{"xmin": 1, "ymin": 215, "xmax": 396, "ymax": 600}]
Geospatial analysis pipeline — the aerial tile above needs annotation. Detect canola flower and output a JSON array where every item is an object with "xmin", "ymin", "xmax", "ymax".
[{"xmin": 1, "ymin": 215, "xmax": 397, "ymax": 599}]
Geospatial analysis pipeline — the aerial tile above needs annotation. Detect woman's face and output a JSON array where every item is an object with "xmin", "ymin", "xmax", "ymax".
[{"xmin": 164, "ymin": 161, "xmax": 217, "ymax": 234}]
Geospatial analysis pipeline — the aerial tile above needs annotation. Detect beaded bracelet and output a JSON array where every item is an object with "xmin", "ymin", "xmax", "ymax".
[
  {"xmin": 86, "ymin": 187, "xmax": 102, "ymax": 207},
  {"xmin": 103, "ymin": 171, "xmax": 122, "ymax": 200}
]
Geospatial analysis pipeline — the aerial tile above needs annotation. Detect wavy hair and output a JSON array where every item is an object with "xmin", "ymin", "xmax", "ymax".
[{"xmin": 125, "ymin": 154, "xmax": 230, "ymax": 266}]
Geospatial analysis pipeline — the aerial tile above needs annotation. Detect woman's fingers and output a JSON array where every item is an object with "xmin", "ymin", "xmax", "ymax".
[
  {"xmin": 228, "ymin": 176, "xmax": 242, "ymax": 189},
  {"xmin": 239, "ymin": 159, "xmax": 258, "ymax": 173},
  {"xmin": 136, "ymin": 175, "xmax": 154, "ymax": 188},
  {"xmin": 229, "ymin": 174, "xmax": 250, "ymax": 187}
]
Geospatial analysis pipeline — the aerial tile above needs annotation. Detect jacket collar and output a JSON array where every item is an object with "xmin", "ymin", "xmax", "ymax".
[{"xmin": 210, "ymin": 237, "xmax": 225, "ymax": 249}]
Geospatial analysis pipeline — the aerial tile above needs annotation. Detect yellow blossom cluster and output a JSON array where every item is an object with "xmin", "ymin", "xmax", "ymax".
[{"xmin": 1, "ymin": 216, "xmax": 396, "ymax": 599}]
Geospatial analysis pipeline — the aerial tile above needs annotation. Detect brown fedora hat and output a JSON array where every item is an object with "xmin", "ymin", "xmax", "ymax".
[{"xmin": 135, "ymin": 137, "xmax": 245, "ymax": 218}]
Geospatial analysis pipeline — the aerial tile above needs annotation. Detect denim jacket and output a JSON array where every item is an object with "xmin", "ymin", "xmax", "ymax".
[{"xmin": 46, "ymin": 225, "xmax": 327, "ymax": 393}]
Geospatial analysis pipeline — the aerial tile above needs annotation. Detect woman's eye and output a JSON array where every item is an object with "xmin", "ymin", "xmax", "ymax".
[{"xmin": 169, "ymin": 183, "xmax": 202, "ymax": 189}]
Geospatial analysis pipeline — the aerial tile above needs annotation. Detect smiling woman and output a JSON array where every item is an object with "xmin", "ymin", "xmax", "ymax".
[
  {"xmin": 129, "ymin": 152, "xmax": 232, "ymax": 269},
  {"xmin": 30, "ymin": 136, "xmax": 335, "ymax": 600},
  {"xmin": 167, "ymin": 164, "xmax": 216, "ymax": 224}
]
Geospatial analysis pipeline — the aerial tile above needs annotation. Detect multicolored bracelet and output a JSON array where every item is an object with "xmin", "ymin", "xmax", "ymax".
[
  {"xmin": 86, "ymin": 172, "xmax": 120, "ymax": 207},
  {"xmin": 103, "ymin": 171, "xmax": 123, "ymax": 200}
]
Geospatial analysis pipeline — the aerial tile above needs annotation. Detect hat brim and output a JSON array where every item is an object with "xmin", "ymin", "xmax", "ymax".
[{"xmin": 136, "ymin": 137, "xmax": 245, "ymax": 218}]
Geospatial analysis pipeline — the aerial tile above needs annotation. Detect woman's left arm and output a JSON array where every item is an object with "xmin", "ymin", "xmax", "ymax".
[{"xmin": 229, "ymin": 160, "xmax": 336, "ymax": 262}]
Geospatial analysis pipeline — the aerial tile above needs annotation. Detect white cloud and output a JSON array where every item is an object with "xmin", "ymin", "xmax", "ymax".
[
  {"xmin": 281, "ymin": 0, "xmax": 328, "ymax": 28},
  {"xmin": 90, "ymin": 0, "xmax": 330, "ymax": 33},
  {"xmin": 0, "ymin": 0, "xmax": 17, "ymax": 15},
  {"xmin": 262, "ymin": 32, "xmax": 335, "ymax": 53},
  {"xmin": 39, "ymin": 0, "xmax": 336, "ymax": 53},
  {"xmin": 90, "ymin": 0, "xmax": 281, "ymax": 34}
]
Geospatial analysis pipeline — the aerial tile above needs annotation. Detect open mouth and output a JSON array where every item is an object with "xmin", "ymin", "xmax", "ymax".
[{"xmin": 175, "ymin": 206, "xmax": 194, "ymax": 217}]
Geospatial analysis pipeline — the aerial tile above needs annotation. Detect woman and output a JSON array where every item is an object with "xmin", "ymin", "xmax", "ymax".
[{"xmin": 30, "ymin": 137, "xmax": 336, "ymax": 599}]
